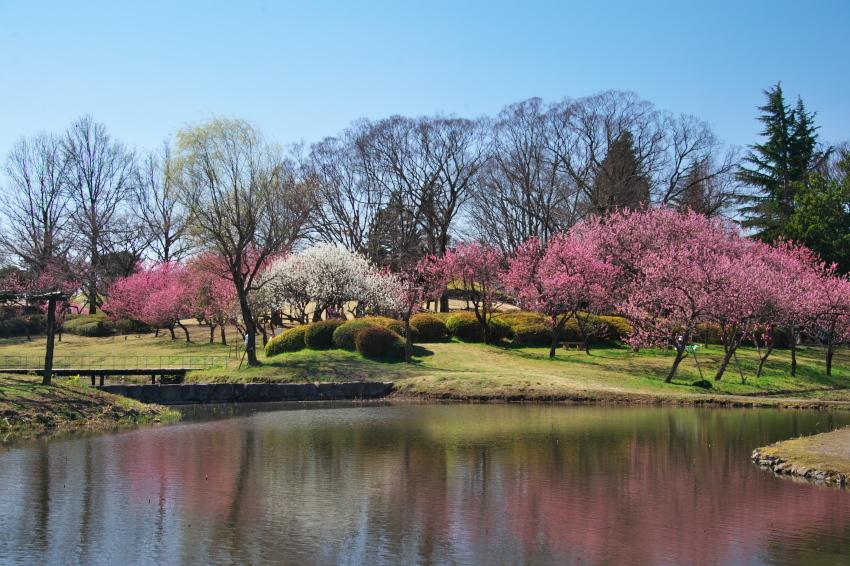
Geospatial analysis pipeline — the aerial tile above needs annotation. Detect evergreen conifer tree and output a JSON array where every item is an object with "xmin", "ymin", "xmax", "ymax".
[
  {"xmin": 738, "ymin": 83, "xmax": 821, "ymax": 241},
  {"xmin": 587, "ymin": 131, "xmax": 651, "ymax": 215}
]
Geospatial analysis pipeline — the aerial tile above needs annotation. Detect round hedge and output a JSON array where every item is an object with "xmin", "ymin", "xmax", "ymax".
[
  {"xmin": 383, "ymin": 319, "xmax": 419, "ymax": 343},
  {"xmin": 512, "ymin": 323, "xmax": 553, "ymax": 346},
  {"xmin": 304, "ymin": 319, "xmax": 347, "ymax": 349},
  {"xmin": 265, "ymin": 325, "xmax": 308, "ymax": 356},
  {"xmin": 76, "ymin": 320, "xmax": 113, "ymax": 337},
  {"xmin": 385, "ymin": 336, "xmax": 408, "ymax": 360},
  {"xmin": 490, "ymin": 317, "xmax": 512, "ymax": 341},
  {"xmin": 445, "ymin": 312, "xmax": 483, "ymax": 342},
  {"xmin": 445, "ymin": 311, "xmax": 511, "ymax": 342},
  {"xmin": 64, "ymin": 314, "xmax": 114, "ymax": 336},
  {"xmin": 355, "ymin": 325, "xmax": 402, "ymax": 357},
  {"xmin": 332, "ymin": 319, "xmax": 375, "ymax": 350},
  {"xmin": 113, "ymin": 317, "xmax": 153, "ymax": 335},
  {"xmin": 410, "ymin": 313, "xmax": 448, "ymax": 341}
]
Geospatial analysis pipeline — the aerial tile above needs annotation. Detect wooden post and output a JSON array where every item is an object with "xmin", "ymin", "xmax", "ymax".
[{"xmin": 42, "ymin": 297, "xmax": 56, "ymax": 386}]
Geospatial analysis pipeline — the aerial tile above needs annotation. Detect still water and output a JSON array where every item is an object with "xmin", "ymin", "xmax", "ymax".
[{"xmin": 1, "ymin": 402, "xmax": 849, "ymax": 565}]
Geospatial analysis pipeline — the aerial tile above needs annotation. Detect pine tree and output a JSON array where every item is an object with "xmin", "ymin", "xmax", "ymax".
[
  {"xmin": 738, "ymin": 83, "xmax": 820, "ymax": 241},
  {"xmin": 587, "ymin": 131, "xmax": 651, "ymax": 216}
]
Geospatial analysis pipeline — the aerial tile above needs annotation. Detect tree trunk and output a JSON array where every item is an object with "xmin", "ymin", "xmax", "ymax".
[
  {"xmin": 209, "ymin": 324, "xmax": 215, "ymax": 344},
  {"xmin": 176, "ymin": 319, "xmax": 191, "ymax": 342},
  {"xmin": 788, "ymin": 325, "xmax": 797, "ymax": 376},
  {"xmin": 714, "ymin": 344, "xmax": 737, "ymax": 381},
  {"xmin": 404, "ymin": 317, "xmax": 413, "ymax": 363},
  {"xmin": 665, "ymin": 330, "xmax": 691, "ymax": 383},
  {"xmin": 665, "ymin": 349, "xmax": 687, "ymax": 383},
  {"xmin": 238, "ymin": 295, "xmax": 260, "ymax": 366},
  {"xmin": 220, "ymin": 325, "xmax": 227, "ymax": 346},
  {"xmin": 549, "ymin": 331, "xmax": 559, "ymax": 359},
  {"xmin": 826, "ymin": 347, "xmax": 834, "ymax": 377}
]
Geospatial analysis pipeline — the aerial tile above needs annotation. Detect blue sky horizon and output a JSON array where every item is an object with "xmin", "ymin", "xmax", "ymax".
[{"xmin": 1, "ymin": 0, "xmax": 848, "ymax": 162}]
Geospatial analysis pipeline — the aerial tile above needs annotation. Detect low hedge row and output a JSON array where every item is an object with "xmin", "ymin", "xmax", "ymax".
[{"xmin": 63, "ymin": 314, "xmax": 154, "ymax": 337}]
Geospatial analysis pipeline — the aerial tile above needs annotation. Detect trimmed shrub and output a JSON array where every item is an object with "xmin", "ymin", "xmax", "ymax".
[
  {"xmin": 599, "ymin": 316, "xmax": 633, "ymax": 342},
  {"xmin": 694, "ymin": 323, "xmax": 722, "ymax": 345},
  {"xmin": 490, "ymin": 316, "xmax": 512, "ymax": 341},
  {"xmin": 430, "ymin": 312, "xmax": 454, "ymax": 322},
  {"xmin": 384, "ymin": 320, "xmax": 419, "ymax": 343},
  {"xmin": 265, "ymin": 325, "xmax": 308, "ymax": 356},
  {"xmin": 355, "ymin": 325, "xmax": 402, "ymax": 357},
  {"xmin": 445, "ymin": 312, "xmax": 509, "ymax": 342},
  {"xmin": 26, "ymin": 314, "xmax": 48, "ymax": 332},
  {"xmin": 304, "ymin": 319, "xmax": 347, "ymax": 349},
  {"xmin": 333, "ymin": 320, "xmax": 375, "ymax": 350},
  {"xmin": 75, "ymin": 320, "xmax": 113, "ymax": 337},
  {"xmin": 496, "ymin": 311, "xmax": 547, "ymax": 329},
  {"xmin": 446, "ymin": 312, "xmax": 483, "ymax": 342},
  {"xmin": 113, "ymin": 317, "xmax": 153, "ymax": 335},
  {"xmin": 385, "ymin": 336, "xmax": 408, "ymax": 360},
  {"xmin": 64, "ymin": 314, "xmax": 107, "ymax": 334},
  {"xmin": 2, "ymin": 315, "xmax": 46, "ymax": 336},
  {"xmin": 410, "ymin": 313, "xmax": 448, "ymax": 341},
  {"xmin": 512, "ymin": 323, "xmax": 553, "ymax": 347}
]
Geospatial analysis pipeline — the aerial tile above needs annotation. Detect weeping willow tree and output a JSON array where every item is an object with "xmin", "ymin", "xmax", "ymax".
[{"xmin": 173, "ymin": 116, "xmax": 315, "ymax": 366}]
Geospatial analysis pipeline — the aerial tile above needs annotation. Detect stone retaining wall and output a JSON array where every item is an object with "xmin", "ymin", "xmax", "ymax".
[
  {"xmin": 752, "ymin": 447, "xmax": 848, "ymax": 486},
  {"xmin": 97, "ymin": 381, "xmax": 395, "ymax": 405}
]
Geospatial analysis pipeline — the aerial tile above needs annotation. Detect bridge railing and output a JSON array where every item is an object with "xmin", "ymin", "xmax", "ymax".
[{"xmin": 0, "ymin": 355, "xmax": 231, "ymax": 371}]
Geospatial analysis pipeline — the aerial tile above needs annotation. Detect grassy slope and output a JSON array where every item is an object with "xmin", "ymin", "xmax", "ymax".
[
  {"xmin": 207, "ymin": 339, "xmax": 850, "ymax": 407},
  {"xmin": 0, "ymin": 374, "xmax": 180, "ymax": 436}
]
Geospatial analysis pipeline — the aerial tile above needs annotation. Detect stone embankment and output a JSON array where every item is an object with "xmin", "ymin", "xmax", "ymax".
[
  {"xmin": 752, "ymin": 447, "xmax": 848, "ymax": 486},
  {"xmin": 98, "ymin": 381, "xmax": 394, "ymax": 405}
]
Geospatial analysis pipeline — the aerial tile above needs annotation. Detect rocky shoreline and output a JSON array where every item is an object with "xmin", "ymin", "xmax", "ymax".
[{"xmin": 752, "ymin": 446, "xmax": 848, "ymax": 487}]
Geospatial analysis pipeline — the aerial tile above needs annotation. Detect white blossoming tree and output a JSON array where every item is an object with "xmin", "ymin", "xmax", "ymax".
[{"xmin": 258, "ymin": 244, "xmax": 403, "ymax": 324}]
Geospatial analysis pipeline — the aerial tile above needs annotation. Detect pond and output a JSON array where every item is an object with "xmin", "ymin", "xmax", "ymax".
[{"xmin": 1, "ymin": 402, "xmax": 849, "ymax": 565}]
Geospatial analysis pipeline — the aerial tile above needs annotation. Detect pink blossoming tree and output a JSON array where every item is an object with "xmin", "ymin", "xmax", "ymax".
[
  {"xmin": 420, "ymin": 242, "xmax": 507, "ymax": 345},
  {"xmin": 505, "ymin": 234, "xmax": 618, "ymax": 357},
  {"xmin": 105, "ymin": 262, "xmax": 194, "ymax": 341}
]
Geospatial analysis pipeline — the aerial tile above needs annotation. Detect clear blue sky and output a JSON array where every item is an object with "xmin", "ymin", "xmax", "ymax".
[{"xmin": 1, "ymin": 0, "xmax": 848, "ymax": 162}]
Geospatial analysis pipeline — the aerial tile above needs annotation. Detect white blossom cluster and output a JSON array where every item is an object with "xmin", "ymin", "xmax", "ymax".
[{"xmin": 258, "ymin": 244, "xmax": 404, "ymax": 320}]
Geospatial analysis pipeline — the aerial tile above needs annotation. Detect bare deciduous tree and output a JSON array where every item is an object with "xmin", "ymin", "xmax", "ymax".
[
  {"xmin": 358, "ymin": 115, "xmax": 490, "ymax": 272},
  {"xmin": 306, "ymin": 125, "xmax": 389, "ymax": 261},
  {"xmin": 63, "ymin": 115, "xmax": 139, "ymax": 313},
  {"xmin": 468, "ymin": 98, "xmax": 577, "ymax": 252},
  {"xmin": 136, "ymin": 141, "xmax": 193, "ymax": 262},
  {"xmin": 0, "ymin": 132, "xmax": 74, "ymax": 273}
]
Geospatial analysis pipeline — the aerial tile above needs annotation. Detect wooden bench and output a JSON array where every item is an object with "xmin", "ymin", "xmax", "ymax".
[{"xmin": 560, "ymin": 342, "xmax": 584, "ymax": 351}]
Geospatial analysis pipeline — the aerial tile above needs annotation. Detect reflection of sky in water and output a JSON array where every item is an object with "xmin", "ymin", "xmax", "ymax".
[{"xmin": 0, "ymin": 404, "xmax": 849, "ymax": 565}]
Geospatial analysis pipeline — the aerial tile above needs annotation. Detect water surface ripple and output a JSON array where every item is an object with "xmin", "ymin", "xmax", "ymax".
[{"xmin": 1, "ymin": 403, "xmax": 849, "ymax": 565}]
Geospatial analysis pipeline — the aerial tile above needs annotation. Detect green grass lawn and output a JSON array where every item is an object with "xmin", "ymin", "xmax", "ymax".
[{"xmin": 1, "ymin": 322, "xmax": 849, "ymax": 405}]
